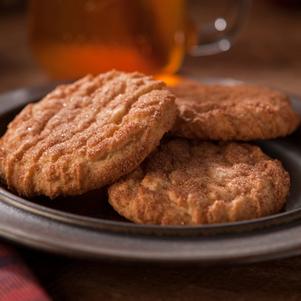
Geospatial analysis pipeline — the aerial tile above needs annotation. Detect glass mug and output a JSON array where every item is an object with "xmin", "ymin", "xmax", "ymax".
[{"xmin": 28, "ymin": 0, "xmax": 250, "ymax": 79}]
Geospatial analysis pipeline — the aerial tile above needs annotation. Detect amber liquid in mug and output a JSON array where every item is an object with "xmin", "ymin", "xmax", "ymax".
[{"xmin": 29, "ymin": 0, "xmax": 186, "ymax": 79}]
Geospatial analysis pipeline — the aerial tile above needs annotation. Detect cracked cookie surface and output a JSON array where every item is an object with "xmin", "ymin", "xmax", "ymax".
[
  {"xmin": 108, "ymin": 139, "xmax": 290, "ymax": 225},
  {"xmin": 0, "ymin": 71, "xmax": 177, "ymax": 198},
  {"xmin": 170, "ymin": 80, "xmax": 300, "ymax": 140}
]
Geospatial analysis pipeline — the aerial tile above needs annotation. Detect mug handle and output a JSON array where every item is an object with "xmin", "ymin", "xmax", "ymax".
[{"xmin": 189, "ymin": 0, "xmax": 252, "ymax": 56}]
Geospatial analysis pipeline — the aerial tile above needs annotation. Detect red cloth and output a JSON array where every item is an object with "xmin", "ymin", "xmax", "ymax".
[{"xmin": 0, "ymin": 245, "xmax": 50, "ymax": 301}]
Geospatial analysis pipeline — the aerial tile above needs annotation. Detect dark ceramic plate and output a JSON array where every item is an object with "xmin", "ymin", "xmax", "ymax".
[{"xmin": 0, "ymin": 80, "xmax": 300, "ymax": 265}]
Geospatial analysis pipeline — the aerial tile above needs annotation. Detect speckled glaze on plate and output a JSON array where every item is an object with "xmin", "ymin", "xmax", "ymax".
[{"xmin": 0, "ymin": 79, "xmax": 300, "ymax": 265}]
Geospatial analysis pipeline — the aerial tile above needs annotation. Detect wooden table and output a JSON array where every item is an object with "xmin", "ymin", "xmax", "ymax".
[{"xmin": 1, "ymin": 1, "xmax": 301, "ymax": 300}]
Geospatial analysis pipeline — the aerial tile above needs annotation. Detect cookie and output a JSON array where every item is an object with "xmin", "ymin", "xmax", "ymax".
[
  {"xmin": 0, "ymin": 71, "xmax": 177, "ymax": 198},
  {"xmin": 170, "ymin": 80, "xmax": 300, "ymax": 140},
  {"xmin": 108, "ymin": 139, "xmax": 290, "ymax": 225}
]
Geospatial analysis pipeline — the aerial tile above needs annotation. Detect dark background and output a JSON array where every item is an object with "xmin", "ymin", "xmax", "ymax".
[{"xmin": 1, "ymin": 0, "xmax": 301, "ymax": 93}]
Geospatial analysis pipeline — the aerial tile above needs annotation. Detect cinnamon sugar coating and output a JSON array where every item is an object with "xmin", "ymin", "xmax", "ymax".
[
  {"xmin": 108, "ymin": 139, "xmax": 290, "ymax": 225},
  {"xmin": 170, "ymin": 81, "xmax": 300, "ymax": 140},
  {"xmin": 0, "ymin": 71, "xmax": 177, "ymax": 198}
]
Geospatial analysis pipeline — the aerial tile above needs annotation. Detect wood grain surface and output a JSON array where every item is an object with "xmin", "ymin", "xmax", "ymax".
[{"xmin": 1, "ymin": 1, "xmax": 301, "ymax": 300}]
